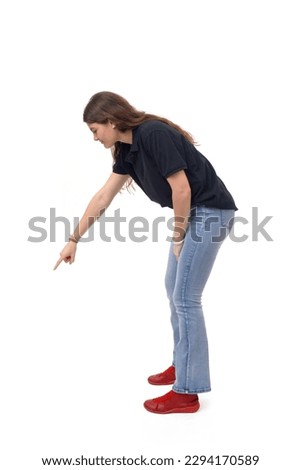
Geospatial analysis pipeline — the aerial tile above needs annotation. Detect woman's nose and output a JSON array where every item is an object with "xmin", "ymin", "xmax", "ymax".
[{"xmin": 93, "ymin": 133, "xmax": 98, "ymax": 141}]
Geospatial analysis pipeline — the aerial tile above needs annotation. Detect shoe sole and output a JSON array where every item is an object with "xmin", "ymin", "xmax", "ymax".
[
  {"xmin": 143, "ymin": 402, "xmax": 200, "ymax": 414},
  {"xmin": 147, "ymin": 379, "xmax": 175, "ymax": 385}
]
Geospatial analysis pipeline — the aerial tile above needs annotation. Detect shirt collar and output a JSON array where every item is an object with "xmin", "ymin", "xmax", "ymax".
[
  {"xmin": 129, "ymin": 126, "xmax": 139, "ymax": 152},
  {"xmin": 120, "ymin": 126, "xmax": 139, "ymax": 163}
]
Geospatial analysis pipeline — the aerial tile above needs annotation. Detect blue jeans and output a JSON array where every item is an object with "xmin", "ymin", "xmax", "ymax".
[{"xmin": 165, "ymin": 206, "xmax": 235, "ymax": 394}]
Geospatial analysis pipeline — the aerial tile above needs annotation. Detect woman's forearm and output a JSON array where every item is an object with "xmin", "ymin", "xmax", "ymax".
[
  {"xmin": 171, "ymin": 189, "xmax": 191, "ymax": 242},
  {"xmin": 167, "ymin": 170, "xmax": 192, "ymax": 242},
  {"xmin": 71, "ymin": 191, "xmax": 108, "ymax": 241},
  {"xmin": 69, "ymin": 173, "xmax": 128, "ymax": 242}
]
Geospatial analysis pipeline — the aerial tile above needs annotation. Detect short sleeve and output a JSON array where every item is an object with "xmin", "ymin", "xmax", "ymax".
[
  {"xmin": 144, "ymin": 128, "xmax": 187, "ymax": 178},
  {"xmin": 112, "ymin": 158, "xmax": 128, "ymax": 175}
]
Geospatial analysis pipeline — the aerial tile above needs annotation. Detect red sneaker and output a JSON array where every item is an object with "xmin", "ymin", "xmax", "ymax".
[
  {"xmin": 147, "ymin": 365, "xmax": 176, "ymax": 385},
  {"xmin": 144, "ymin": 390, "xmax": 200, "ymax": 414}
]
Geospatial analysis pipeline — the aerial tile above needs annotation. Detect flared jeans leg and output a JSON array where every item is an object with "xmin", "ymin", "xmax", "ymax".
[{"xmin": 165, "ymin": 207, "xmax": 234, "ymax": 394}]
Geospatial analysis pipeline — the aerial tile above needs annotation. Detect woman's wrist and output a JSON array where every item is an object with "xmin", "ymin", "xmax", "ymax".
[
  {"xmin": 173, "ymin": 238, "xmax": 184, "ymax": 245},
  {"xmin": 68, "ymin": 235, "xmax": 79, "ymax": 244},
  {"xmin": 172, "ymin": 227, "xmax": 186, "ymax": 244},
  {"xmin": 172, "ymin": 231, "xmax": 186, "ymax": 244}
]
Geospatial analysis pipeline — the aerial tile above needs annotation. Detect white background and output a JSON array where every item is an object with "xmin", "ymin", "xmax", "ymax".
[{"xmin": 0, "ymin": 1, "xmax": 300, "ymax": 469}]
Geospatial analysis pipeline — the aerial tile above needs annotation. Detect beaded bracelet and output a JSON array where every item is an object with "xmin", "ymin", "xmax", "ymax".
[{"xmin": 68, "ymin": 236, "xmax": 78, "ymax": 244}]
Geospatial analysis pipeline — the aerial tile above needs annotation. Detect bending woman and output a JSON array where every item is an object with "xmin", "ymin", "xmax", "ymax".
[{"xmin": 54, "ymin": 91, "xmax": 237, "ymax": 414}]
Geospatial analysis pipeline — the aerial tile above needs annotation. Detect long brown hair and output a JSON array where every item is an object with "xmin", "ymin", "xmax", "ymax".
[{"xmin": 83, "ymin": 91, "xmax": 196, "ymax": 189}]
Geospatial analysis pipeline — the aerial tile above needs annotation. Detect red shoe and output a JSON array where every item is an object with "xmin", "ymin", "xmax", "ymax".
[
  {"xmin": 144, "ymin": 390, "xmax": 200, "ymax": 414},
  {"xmin": 148, "ymin": 365, "xmax": 176, "ymax": 385}
]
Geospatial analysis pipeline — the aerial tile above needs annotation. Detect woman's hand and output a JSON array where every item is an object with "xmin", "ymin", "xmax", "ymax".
[
  {"xmin": 173, "ymin": 241, "xmax": 184, "ymax": 260},
  {"xmin": 53, "ymin": 241, "xmax": 77, "ymax": 270}
]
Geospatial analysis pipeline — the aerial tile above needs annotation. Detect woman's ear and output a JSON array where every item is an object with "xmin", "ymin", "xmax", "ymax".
[{"xmin": 108, "ymin": 120, "xmax": 116, "ymax": 129}]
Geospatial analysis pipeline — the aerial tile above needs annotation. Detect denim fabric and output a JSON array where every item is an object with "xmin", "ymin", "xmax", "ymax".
[{"xmin": 165, "ymin": 206, "xmax": 235, "ymax": 394}]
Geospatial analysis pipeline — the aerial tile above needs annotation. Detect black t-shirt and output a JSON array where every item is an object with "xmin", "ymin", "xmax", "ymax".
[{"xmin": 113, "ymin": 120, "xmax": 237, "ymax": 210}]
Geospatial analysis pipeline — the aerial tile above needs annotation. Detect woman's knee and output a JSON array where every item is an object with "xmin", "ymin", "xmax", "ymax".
[{"xmin": 172, "ymin": 288, "xmax": 202, "ymax": 311}]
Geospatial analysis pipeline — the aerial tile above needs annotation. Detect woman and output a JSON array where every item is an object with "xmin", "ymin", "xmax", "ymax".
[{"xmin": 54, "ymin": 91, "xmax": 237, "ymax": 414}]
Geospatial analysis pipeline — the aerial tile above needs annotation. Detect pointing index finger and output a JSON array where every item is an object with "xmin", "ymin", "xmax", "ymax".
[{"xmin": 53, "ymin": 257, "xmax": 63, "ymax": 271}]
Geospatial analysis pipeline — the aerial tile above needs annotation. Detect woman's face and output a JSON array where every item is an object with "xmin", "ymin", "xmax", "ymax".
[{"xmin": 87, "ymin": 122, "xmax": 118, "ymax": 148}]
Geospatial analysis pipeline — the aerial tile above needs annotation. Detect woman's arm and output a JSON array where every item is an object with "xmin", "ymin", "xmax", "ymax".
[
  {"xmin": 53, "ymin": 173, "xmax": 129, "ymax": 270},
  {"xmin": 71, "ymin": 173, "xmax": 129, "ymax": 241},
  {"xmin": 167, "ymin": 170, "xmax": 191, "ymax": 259}
]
